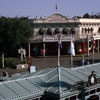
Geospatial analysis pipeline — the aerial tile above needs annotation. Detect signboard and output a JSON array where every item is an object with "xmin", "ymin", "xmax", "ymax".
[
  {"xmin": 43, "ymin": 36, "xmax": 74, "ymax": 42},
  {"xmin": 27, "ymin": 57, "xmax": 31, "ymax": 64}
]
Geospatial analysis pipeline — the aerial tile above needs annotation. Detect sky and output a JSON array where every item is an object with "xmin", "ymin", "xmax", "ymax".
[{"xmin": 0, "ymin": 0, "xmax": 100, "ymax": 19}]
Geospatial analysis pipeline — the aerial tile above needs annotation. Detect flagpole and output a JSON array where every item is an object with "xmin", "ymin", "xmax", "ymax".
[
  {"xmin": 71, "ymin": 53, "xmax": 73, "ymax": 68},
  {"xmin": 57, "ymin": 34, "xmax": 62, "ymax": 94},
  {"xmin": 58, "ymin": 44, "xmax": 60, "ymax": 66},
  {"xmin": 83, "ymin": 49, "xmax": 84, "ymax": 66},
  {"xmin": 82, "ymin": 39, "xmax": 85, "ymax": 66},
  {"xmin": 92, "ymin": 38, "xmax": 95, "ymax": 64},
  {"xmin": 70, "ymin": 36, "xmax": 73, "ymax": 68},
  {"xmin": 56, "ymin": 3, "xmax": 58, "ymax": 14},
  {"xmin": 93, "ymin": 47, "xmax": 94, "ymax": 64}
]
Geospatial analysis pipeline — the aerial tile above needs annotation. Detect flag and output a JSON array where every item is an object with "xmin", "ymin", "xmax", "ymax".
[
  {"xmin": 92, "ymin": 40, "xmax": 95, "ymax": 49},
  {"xmin": 82, "ymin": 40, "xmax": 85, "ymax": 54},
  {"xmin": 69, "ymin": 39, "xmax": 75, "ymax": 56},
  {"xmin": 56, "ymin": 4, "xmax": 58, "ymax": 10},
  {"xmin": 57, "ymin": 34, "xmax": 62, "ymax": 48}
]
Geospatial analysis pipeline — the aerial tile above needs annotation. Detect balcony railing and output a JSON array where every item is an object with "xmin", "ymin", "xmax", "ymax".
[{"xmin": 31, "ymin": 32, "xmax": 100, "ymax": 42}]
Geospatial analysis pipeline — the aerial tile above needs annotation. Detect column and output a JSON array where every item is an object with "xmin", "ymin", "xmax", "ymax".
[
  {"xmin": 87, "ymin": 39, "xmax": 89, "ymax": 56},
  {"xmin": 28, "ymin": 43, "xmax": 31, "ymax": 57},
  {"xmin": 98, "ymin": 39, "xmax": 99, "ymax": 53},
  {"xmin": 43, "ymin": 42, "xmax": 46, "ymax": 57},
  {"xmin": 2, "ymin": 52, "xmax": 4, "ymax": 67}
]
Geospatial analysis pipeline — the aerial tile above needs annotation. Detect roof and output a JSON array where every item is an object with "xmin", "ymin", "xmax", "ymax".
[{"xmin": 0, "ymin": 63, "xmax": 100, "ymax": 100}]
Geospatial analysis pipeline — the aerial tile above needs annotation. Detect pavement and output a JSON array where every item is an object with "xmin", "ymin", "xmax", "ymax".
[
  {"xmin": 0, "ymin": 52, "xmax": 100, "ymax": 77},
  {"xmin": 31, "ymin": 52, "xmax": 100, "ymax": 70}
]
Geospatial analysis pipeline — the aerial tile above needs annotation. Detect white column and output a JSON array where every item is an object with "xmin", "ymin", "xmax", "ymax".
[
  {"xmin": 43, "ymin": 42, "xmax": 45, "ymax": 57},
  {"xmin": 93, "ymin": 43, "xmax": 94, "ymax": 64},
  {"xmin": 2, "ymin": 52, "xmax": 4, "ymax": 67},
  {"xmin": 87, "ymin": 39, "xmax": 89, "ymax": 56},
  {"xmin": 28, "ymin": 43, "xmax": 30, "ymax": 57},
  {"xmin": 98, "ymin": 39, "xmax": 99, "ymax": 53}
]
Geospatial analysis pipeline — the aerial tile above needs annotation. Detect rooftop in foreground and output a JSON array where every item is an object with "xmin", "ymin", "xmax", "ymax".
[{"xmin": 0, "ymin": 63, "xmax": 100, "ymax": 100}]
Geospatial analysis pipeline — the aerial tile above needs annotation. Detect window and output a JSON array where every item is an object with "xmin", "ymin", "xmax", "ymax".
[
  {"xmin": 97, "ymin": 88, "xmax": 100, "ymax": 92},
  {"xmin": 65, "ymin": 98, "xmax": 68, "ymax": 100},
  {"xmin": 39, "ymin": 28, "xmax": 44, "ymax": 35},
  {"xmin": 78, "ymin": 93, "xmax": 83, "ymax": 99},
  {"xmin": 62, "ymin": 28, "xmax": 68, "ymax": 34},
  {"xmin": 70, "ymin": 28, "xmax": 75, "ymax": 34},
  {"xmin": 85, "ymin": 91, "xmax": 89, "ymax": 96},
  {"xmin": 47, "ymin": 28, "xmax": 52, "ymax": 35},
  {"xmin": 55, "ymin": 28, "xmax": 60, "ymax": 34},
  {"xmin": 90, "ymin": 89, "xmax": 95, "ymax": 94},
  {"xmin": 82, "ymin": 28, "xmax": 84, "ymax": 33},
  {"xmin": 70, "ymin": 95, "xmax": 76, "ymax": 100}
]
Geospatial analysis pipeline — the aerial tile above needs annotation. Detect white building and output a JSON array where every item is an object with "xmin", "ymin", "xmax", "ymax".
[{"xmin": 28, "ymin": 14, "xmax": 100, "ymax": 56}]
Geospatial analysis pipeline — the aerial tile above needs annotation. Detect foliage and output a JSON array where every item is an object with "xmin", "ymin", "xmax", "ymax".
[
  {"xmin": 4, "ymin": 57, "xmax": 20, "ymax": 68},
  {"xmin": 0, "ymin": 16, "xmax": 33, "ymax": 56},
  {"xmin": 0, "ymin": 57, "xmax": 27, "ymax": 69},
  {"xmin": 83, "ymin": 13, "xmax": 90, "ymax": 18}
]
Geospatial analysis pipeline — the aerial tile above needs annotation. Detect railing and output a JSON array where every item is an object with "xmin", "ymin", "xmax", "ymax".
[{"xmin": 31, "ymin": 32, "xmax": 100, "ymax": 42}]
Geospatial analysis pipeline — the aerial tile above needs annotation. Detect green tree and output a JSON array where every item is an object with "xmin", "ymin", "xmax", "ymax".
[
  {"xmin": 83, "ymin": 13, "xmax": 90, "ymax": 18},
  {"xmin": 0, "ymin": 16, "xmax": 33, "ymax": 57}
]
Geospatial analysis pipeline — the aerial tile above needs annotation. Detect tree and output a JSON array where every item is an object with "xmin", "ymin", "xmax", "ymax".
[
  {"xmin": 83, "ymin": 13, "xmax": 90, "ymax": 18},
  {"xmin": 0, "ymin": 16, "xmax": 33, "ymax": 57}
]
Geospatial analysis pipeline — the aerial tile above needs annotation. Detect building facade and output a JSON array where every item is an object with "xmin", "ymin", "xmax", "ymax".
[{"xmin": 29, "ymin": 14, "xmax": 100, "ymax": 56}]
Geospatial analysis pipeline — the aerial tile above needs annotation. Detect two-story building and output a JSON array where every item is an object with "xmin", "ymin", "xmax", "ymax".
[{"xmin": 28, "ymin": 14, "xmax": 100, "ymax": 56}]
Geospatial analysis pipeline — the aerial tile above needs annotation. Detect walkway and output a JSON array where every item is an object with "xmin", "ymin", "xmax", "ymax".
[{"xmin": 31, "ymin": 53, "xmax": 100, "ymax": 70}]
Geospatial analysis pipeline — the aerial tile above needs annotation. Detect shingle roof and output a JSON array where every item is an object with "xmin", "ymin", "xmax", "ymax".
[{"xmin": 0, "ymin": 63, "xmax": 100, "ymax": 100}]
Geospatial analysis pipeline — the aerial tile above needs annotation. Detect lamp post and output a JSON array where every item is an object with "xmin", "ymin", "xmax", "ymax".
[{"xmin": 82, "ymin": 33, "xmax": 85, "ymax": 66}]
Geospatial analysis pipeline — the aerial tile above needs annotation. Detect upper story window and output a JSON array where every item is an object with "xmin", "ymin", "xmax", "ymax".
[
  {"xmin": 47, "ymin": 28, "xmax": 52, "ymax": 35},
  {"xmin": 62, "ymin": 28, "xmax": 68, "ymax": 34},
  {"xmin": 39, "ymin": 28, "xmax": 44, "ymax": 35},
  {"xmin": 70, "ymin": 28, "xmax": 75, "ymax": 34},
  {"xmin": 81, "ymin": 27, "xmax": 94, "ymax": 34},
  {"xmin": 55, "ymin": 28, "xmax": 60, "ymax": 34}
]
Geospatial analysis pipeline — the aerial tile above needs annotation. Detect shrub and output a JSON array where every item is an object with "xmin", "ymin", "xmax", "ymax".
[
  {"xmin": 5, "ymin": 57, "xmax": 20, "ymax": 69},
  {"xmin": 0, "ymin": 57, "xmax": 27, "ymax": 69}
]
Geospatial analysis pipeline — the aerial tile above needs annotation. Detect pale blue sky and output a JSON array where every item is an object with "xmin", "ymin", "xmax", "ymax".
[{"xmin": 0, "ymin": 0, "xmax": 100, "ymax": 18}]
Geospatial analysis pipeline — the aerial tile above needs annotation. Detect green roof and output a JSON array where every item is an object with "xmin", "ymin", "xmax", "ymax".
[{"xmin": 0, "ymin": 63, "xmax": 100, "ymax": 100}]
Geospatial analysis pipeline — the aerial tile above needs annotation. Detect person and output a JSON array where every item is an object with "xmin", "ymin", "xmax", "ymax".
[
  {"xmin": 81, "ymin": 59, "xmax": 85, "ymax": 65},
  {"xmin": 86, "ymin": 59, "xmax": 90, "ymax": 65}
]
